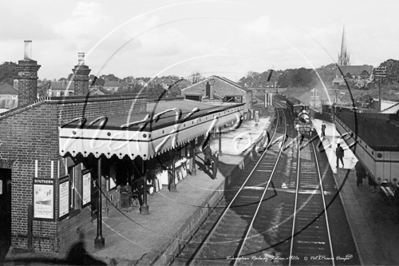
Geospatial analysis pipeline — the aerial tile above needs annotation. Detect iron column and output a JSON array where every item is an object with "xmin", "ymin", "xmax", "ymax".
[{"xmin": 94, "ymin": 157, "xmax": 105, "ymax": 249}]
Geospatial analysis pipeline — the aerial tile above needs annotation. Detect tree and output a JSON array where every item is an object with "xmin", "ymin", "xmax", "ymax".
[
  {"xmin": 188, "ymin": 72, "xmax": 204, "ymax": 84},
  {"xmin": 0, "ymin": 62, "xmax": 18, "ymax": 85}
]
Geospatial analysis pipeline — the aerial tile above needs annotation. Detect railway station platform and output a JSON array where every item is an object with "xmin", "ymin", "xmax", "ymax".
[
  {"xmin": 73, "ymin": 115, "xmax": 272, "ymax": 265},
  {"xmin": 312, "ymin": 119, "xmax": 399, "ymax": 266}
]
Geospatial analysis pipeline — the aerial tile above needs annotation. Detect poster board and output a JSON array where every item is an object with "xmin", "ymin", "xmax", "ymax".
[
  {"xmin": 59, "ymin": 176, "xmax": 69, "ymax": 219},
  {"xmin": 82, "ymin": 171, "xmax": 91, "ymax": 207},
  {"xmin": 33, "ymin": 179, "xmax": 55, "ymax": 220}
]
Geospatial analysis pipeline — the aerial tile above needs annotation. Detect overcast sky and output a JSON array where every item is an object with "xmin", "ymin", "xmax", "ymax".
[{"xmin": 0, "ymin": 0, "xmax": 398, "ymax": 81}]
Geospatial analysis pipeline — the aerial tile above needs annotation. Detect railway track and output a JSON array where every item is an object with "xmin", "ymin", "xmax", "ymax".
[
  {"xmin": 172, "ymin": 101, "xmax": 359, "ymax": 266},
  {"xmin": 288, "ymin": 139, "xmax": 335, "ymax": 265},
  {"xmin": 171, "ymin": 106, "xmax": 287, "ymax": 265}
]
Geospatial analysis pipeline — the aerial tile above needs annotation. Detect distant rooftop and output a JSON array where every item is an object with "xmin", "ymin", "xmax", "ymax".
[{"xmin": 0, "ymin": 82, "xmax": 18, "ymax": 95}]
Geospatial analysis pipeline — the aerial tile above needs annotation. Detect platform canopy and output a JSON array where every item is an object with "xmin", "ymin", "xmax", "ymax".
[{"xmin": 59, "ymin": 100, "xmax": 244, "ymax": 160}]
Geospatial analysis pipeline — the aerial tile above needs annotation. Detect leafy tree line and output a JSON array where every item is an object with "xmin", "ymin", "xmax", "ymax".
[
  {"xmin": 0, "ymin": 62, "xmax": 18, "ymax": 85},
  {"xmin": 237, "ymin": 64, "xmax": 339, "ymax": 89}
]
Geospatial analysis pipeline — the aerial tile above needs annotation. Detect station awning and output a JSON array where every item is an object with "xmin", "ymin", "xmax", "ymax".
[{"xmin": 59, "ymin": 101, "xmax": 244, "ymax": 160}]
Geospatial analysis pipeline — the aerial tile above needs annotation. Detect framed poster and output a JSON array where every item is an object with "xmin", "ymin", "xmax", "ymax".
[
  {"xmin": 59, "ymin": 176, "xmax": 69, "ymax": 220},
  {"xmin": 82, "ymin": 172, "xmax": 91, "ymax": 207},
  {"xmin": 33, "ymin": 179, "xmax": 55, "ymax": 220}
]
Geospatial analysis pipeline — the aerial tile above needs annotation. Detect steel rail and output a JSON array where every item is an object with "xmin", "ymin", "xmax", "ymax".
[
  {"xmin": 288, "ymin": 137, "xmax": 335, "ymax": 266},
  {"xmin": 312, "ymin": 141, "xmax": 335, "ymax": 266},
  {"xmin": 289, "ymin": 133, "xmax": 301, "ymax": 266}
]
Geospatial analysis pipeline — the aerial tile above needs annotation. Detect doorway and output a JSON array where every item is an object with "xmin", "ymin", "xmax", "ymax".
[{"xmin": 0, "ymin": 168, "xmax": 11, "ymax": 260}]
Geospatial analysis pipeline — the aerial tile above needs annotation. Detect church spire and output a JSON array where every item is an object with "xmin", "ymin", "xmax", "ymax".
[{"xmin": 338, "ymin": 26, "xmax": 350, "ymax": 66}]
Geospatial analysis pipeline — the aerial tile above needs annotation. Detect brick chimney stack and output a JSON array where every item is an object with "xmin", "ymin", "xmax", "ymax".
[
  {"xmin": 72, "ymin": 52, "xmax": 91, "ymax": 96},
  {"xmin": 17, "ymin": 40, "xmax": 41, "ymax": 106}
]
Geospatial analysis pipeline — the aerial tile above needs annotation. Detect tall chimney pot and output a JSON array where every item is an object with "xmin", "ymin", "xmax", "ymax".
[
  {"xmin": 24, "ymin": 40, "xmax": 32, "ymax": 60},
  {"xmin": 78, "ymin": 52, "xmax": 85, "ymax": 65}
]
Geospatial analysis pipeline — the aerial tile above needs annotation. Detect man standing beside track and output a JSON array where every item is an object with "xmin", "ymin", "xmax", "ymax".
[{"xmin": 336, "ymin": 143, "xmax": 344, "ymax": 168}]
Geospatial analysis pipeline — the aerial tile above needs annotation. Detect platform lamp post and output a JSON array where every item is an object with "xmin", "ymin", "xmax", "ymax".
[{"xmin": 94, "ymin": 157, "xmax": 105, "ymax": 249}]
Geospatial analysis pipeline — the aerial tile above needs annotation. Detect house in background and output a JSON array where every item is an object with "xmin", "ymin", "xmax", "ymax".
[
  {"xmin": 103, "ymin": 80, "xmax": 128, "ymax": 92},
  {"xmin": 0, "ymin": 82, "xmax": 18, "ymax": 113},
  {"xmin": 181, "ymin": 75, "xmax": 253, "ymax": 113},
  {"xmin": 48, "ymin": 81, "xmax": 75, "ymax": 96}
]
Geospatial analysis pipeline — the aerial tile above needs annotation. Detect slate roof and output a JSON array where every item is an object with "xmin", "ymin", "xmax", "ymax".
[
  {"xmin": 337, "ymin": 112, "xmax": 399, "ymax": 151},
  {"xmin": 63, "ymin": 99, "xmax": 244, "ymax": 131},
  {"xmin": 0, "ymin": 82, "xmax": 18, "ymax": 95},
  {"xmin": 182, "ymin": 75, "xmax": 250, "ymax": 93},
  {"xmin": 337, "ymin": 65, "xmax": 373, "ymax": 76}
]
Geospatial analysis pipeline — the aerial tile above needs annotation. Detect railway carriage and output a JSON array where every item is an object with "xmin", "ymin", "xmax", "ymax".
[{"xmin": 286, "ymin": 96, "xmax": 309, "ymax": 117}]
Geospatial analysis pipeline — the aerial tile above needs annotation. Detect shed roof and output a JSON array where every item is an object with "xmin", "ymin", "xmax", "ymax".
[
  {"xmin": 337, "ymin": 65, "xmax": 373, "ymax": 76},
  {"xmin": 60, "ymin": 99, "xmax": 245, "ymax": 160},
  {"xmin": 337, "ymin": 112, "xmax": 399, "ymax": 151}
]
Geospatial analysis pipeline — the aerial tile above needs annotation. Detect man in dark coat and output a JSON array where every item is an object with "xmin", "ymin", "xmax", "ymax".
[
  {"xmin": 321, "ymin": 122, "xmax": 326, "ymax": 137},
  {"xmin": 355, "ymin": 161, "xmax": 366, "ymax": 187},
  {"xmin": 336, "ymin": 143, "xmax": 344, "ymax": 168},
  {"xmin": 203, "ymin": 145, "xmax": 212, "ymax": 171}
]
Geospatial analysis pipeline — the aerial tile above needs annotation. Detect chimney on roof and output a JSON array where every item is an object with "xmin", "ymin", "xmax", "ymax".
[
  {"xmin": 24, "ymin": 40, "xmax": 32, "ymax": 60},
  {"xmin": 17, "ymin": 40, "xmax": 41, "ymax": 106},
  {"xmin": 78, "ymin": 52, "xmax": 85, "ymax": 65},
  {"xmin": 72, "ymin": 52, "xmax": 91, "ymax": 96}
]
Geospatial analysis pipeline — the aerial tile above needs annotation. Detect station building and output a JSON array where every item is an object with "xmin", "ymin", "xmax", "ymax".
[
  {"xmin": 0, "ymin": 42, "xmax": 244, "ymax": 256},
  {"xmin": 181, "ymin": 75, "xmax": 253, "ymax": 113}
]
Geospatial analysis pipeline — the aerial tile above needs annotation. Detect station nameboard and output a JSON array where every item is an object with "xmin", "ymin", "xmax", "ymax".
[{"xmin": 374, "ymin": 67, "xmax": 387, "ymax": 77}]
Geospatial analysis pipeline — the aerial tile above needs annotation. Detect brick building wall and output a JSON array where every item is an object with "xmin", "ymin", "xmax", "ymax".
[
  {"xmin": 0, "ymin": 103, "xmax": 59, "ymax": 252},
  {"xmin": 0, "ymin": 93, "xmax": 147, "ymax": 254}
]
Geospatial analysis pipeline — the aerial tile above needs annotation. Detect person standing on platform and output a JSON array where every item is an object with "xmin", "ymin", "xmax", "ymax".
[
  {"xmin": 203, "ymin": 144, "xmax": 212, "ymax": 172},
  {"xmin": 336, "ymin": 143, "xmax": 344, "ymax": 168},
  {"xmin": 355, "ymin": 161, "xmax": 366, "ymax": 187},
  {"xmin": 321, "ymin": 122, "xmax": 326, "ymax": 137},
  {"xmin": 394, "ymin": 184, "xmax": 399, "ymax": 222}
]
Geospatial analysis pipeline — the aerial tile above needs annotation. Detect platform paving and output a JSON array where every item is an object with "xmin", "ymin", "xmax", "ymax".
[{"xmin": 313, "ymin": 119, "xmax": 399, "ymax": 266}]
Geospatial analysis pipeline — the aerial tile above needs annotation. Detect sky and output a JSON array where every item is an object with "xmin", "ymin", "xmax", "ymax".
[{"xmin": 0, "ymin": 0, "xmax": 398, "ymax": 81}]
